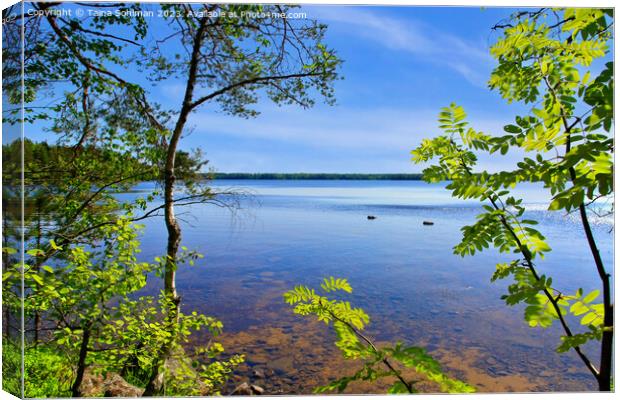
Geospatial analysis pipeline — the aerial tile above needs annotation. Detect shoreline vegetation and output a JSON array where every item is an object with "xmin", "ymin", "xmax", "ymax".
[
  {"xmin": 4, "ymin": 140, "xmax": 424, "ymax": 182},
  {"xmin": 210, "ymin": 173, "xmax": 424, "ymax": 180}
]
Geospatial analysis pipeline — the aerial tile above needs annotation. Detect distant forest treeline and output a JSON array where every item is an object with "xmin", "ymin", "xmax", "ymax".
[
  {"xmin": 4, "ymin": 140, "xmax": 423, "ymax": 181},
  {"xmin": 2, "ymin": 139, "xmax": 152, "ymax": 184},
  {"xmin": 3, "ymin": 140, "xmax": 203, "ymax": 183},
  {"xmin": 211, "ymin": 173, "xmax": 423, "ymax": 180},
  {"xmin": 3, "ymin": 139, "xmax": 146, "ymax": 167}
]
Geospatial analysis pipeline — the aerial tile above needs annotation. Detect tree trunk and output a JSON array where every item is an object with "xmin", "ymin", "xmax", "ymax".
[
  {"xmin": 160, "ymin": 14, "xmax": 207, "ymax": 300},
  {"xmin": 163, "ymin": 167, "xmax": 181, "ymax": 302},
  {"xmin": 142, "ymin": 17, "xmax": 208, "ymax": 395},
  {"xmin": 142, "ymin": 357, "xmax": 165, "ymax": 396},
  {"xmin": 577, "ymin": 204, "xmax": 613, "ymax": 391},
  {"xmin": 561, "ymin": 120, "xmax": 613, "ymax": 391},
  {"xmin": 598, "ymin": 303, "xmax": 613, "ymax": 391},
  {"xmin": 71, "ymin": 326, "xmax": 91, "ymax": 397},
  {"xmin": 142, "ymin": 164, "xmax": 183, "ymax": 396},
  {"xmin": 566, "ymin": 132, "xmax": 613, "ymax": 391}
]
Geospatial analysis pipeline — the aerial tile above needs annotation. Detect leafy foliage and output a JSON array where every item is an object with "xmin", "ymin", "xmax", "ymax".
[
  {"xmin": 284, "ymin": 277, "xmax": 474, "ymax": 394},
  {"xmin": 2, "ymin": 339, "xmax": 73, "ymax": 398},
  {"xmin": 2, "ymin": 4, "xmax": 254, "ymax": 396},
  {"xmin": 4, "ymin": 2, "xmax": 341, "ymax": 396},
  {"xmin": 104, "ymin": 293, "xmax": 244, "ymax": 396},
  {"xmin": 412, "ymin": 7, "xmax": 613, "ymax": 388},
  {"xmin": 2, "ymin": 220, "xmax": 241, "ymax": 396}
]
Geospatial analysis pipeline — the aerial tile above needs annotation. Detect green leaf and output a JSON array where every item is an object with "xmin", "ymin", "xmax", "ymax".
[
  {"xmin": 31, "ymin": 274, "xmax": 44, "ymax": 286},
  {"xmin": 580, "ymin": 312, "xmax": 599, "ymax": 326},
  {"xmin": 321, "ymin": 277, "xmax": 353, "ymax": 293},
  {"xmin": 388, "ymin": 381, "xmax": 410, "ymax": 394},
  {"xmin": 504, "ymin": 124, "xmax": 522, "ymax": 133},
  {"xmin": 582, "ymin": 290, "xmax": 600, "ymax": 304},
  {"xmin": 27, "ymin": 249, "xmax": 45, "ymax": 257}
]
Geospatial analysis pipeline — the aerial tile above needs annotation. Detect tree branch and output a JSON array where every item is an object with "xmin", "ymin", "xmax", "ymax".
[
  {"xmin": 452, "ymin": 142, "xmax": 600, "ymax": 379},
  {"xmin": 540, "ymin": 73, "xmax": 613, "ymax": 390},
  {"xmin": 190, "ymin": 71, "xmax": 323, "ymax": 110},
  {"xmin": 319, "ymin": 299, "xmax": 414, "ymax": 393},
  {"xmin": 42, "ymin": 10, "xmax": 165, "ymax": 132}
]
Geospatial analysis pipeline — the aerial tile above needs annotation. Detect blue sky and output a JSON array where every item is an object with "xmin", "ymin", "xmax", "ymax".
[
  {"xmin": 17, "ymin": 5, "xmax": 610, "ymax": 173},
  {"xmin": 177, "ymin": 6, "xmax": 528, "ymax": 173}
]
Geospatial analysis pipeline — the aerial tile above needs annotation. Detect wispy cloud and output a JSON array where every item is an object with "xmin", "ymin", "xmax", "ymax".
[
  {"xmin": 190, "ymin": 105, "xmax": 438, "ymax": 151},
  {"xmin": 186, "ymin": 104, "xmax": 517, "ymax": 173},
  {"xmin": 309, "ymin": 6, "xmax": 493, "ymax": 87},
  {"xmin": 166, "ymin": 7, "xmax": 515, "ymax": 172}
]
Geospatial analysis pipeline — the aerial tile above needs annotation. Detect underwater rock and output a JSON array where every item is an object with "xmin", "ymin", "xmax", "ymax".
[
  {"xmin": 103, "ymin": 374, "xmax": 144, "ymax": 397},
  {"xmin": 232, "ymin": 382, "xmax": 253, "ymax": 395},
  {"xmin": 231, "ymin": 382, "xmax": 265, "ymax": 396},
  {"xmin": 78, "ymin": 367, "xmax": 143, "ymax": 397},
  {"xmin": 251, "ymin": 385, "xmax": 265, "ymax": 395},
  {"xmin": 253, "ymin": 369, "xmax": 266, "ymax": 379}
]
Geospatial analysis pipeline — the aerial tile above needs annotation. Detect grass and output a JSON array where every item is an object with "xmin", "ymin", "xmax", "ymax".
[{"xmin": 2, "ymin": 338, "xmax": 73, "ymax": 398}]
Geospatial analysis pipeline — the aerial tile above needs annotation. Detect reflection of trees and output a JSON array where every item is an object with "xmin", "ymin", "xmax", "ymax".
[
  {"xmin": 2, "ymin": 3, "xmax": 23, "ymax": 341},
  {"xmin": 2, "ymin": 185, "xmax": 20, "ymax": 339}
]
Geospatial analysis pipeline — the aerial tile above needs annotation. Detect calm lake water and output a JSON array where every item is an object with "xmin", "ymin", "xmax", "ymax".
[{"xmin": 127, "ymin": 180, "xmax": 613, "ymax": 393}]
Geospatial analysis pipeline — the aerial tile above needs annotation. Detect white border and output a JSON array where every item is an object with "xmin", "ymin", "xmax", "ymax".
[{"xmin": 0, "ymin": 1, "xmax": 616, "ymax": 400}]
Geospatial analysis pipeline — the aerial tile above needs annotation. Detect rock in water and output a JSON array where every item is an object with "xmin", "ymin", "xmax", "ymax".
[
  {"xmin": 78, "ymin": 367, "xmax": 143, "ymax": 397},
  {"xmin": 367, "ymin": 215, "xmax": 377, "ymax": 220},
  {"xmin": 423, "ymin": 221, "xmax": 434, "ymax": 225},
  {"xmin": 251, "ymin": 385, "xmax": 265, "ymax": 395},
  {"xmin": 103, "ymin": 374, "xmax": 144, "ymax": 397},
  {"xmin": 232, "ymin": 382, "xmax": 253, "ymax": 396}
]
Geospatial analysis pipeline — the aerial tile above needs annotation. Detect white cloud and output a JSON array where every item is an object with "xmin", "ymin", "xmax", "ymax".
[
  {"xmin": 309, "ymin": 6, "xmax": 494, "ymax": 87},
  {"xmin": 189, "ymin": 105, "xmax": 436, "ymax": 151},
  {"xmin": 185, "ymin": 103, "xmax": 522, "ymax": 173},
  {"xmin": 190, "ymin": 103, "xmax": 508, "ymax": 148},
  {"xmin": 162, "ymin": 8, "xmax": 520, "ymax": 172}
]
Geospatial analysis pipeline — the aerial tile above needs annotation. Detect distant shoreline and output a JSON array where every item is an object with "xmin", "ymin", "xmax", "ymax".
[{"xmin": 209, "ymin": 173, "xmax": 424, "ymax": 180}]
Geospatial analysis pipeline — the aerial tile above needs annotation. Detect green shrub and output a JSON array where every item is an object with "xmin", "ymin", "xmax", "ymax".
[
  {"xmin": 3, "ymin": 339, "xmax": 73, "ymax": 398},
  {"xmin": 2, "ymin": 339, "xmax": 21, "ymax": 397}
]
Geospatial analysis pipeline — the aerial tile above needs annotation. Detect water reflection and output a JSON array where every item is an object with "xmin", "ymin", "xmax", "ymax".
[{"xmin": 131, "ymin": 180, "xmax": 610, "ymax": 393}]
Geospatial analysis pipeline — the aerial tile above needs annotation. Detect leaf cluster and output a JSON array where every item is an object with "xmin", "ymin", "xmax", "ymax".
[
  {"xmin": 284, "ymin": 277, "xmax": 474, "ymax": 394},
  {"xmin": 2, "ymin": 220, "xmax": 241, "ymax": 396},
  {"xmin": 411, "ymin": 7, "xmax": 613, "ymax": 362}
]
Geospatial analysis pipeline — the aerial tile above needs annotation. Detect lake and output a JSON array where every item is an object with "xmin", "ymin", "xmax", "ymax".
[{"xmin": 127, "ymin": 180, "xmax": 613, "ymax": 394}]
